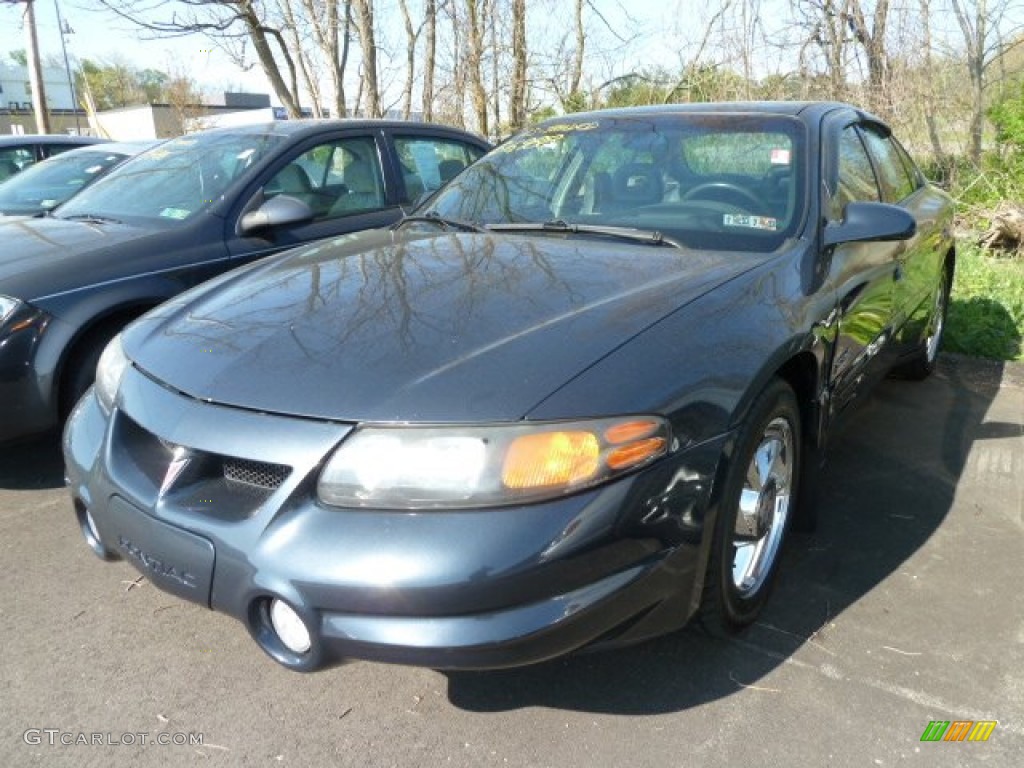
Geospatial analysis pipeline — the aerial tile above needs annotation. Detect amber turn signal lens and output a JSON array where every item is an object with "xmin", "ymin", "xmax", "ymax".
[
  {"xmin": 604, "ymin": 419, "xmax": 661, "ymax": 444},
  {"xmin": 606, "ymin": 437, "xmax": 667, "ymax": 470},
  {"xmin": 502, "ymin": 431, "xmax": 600, "ymax": 489}
]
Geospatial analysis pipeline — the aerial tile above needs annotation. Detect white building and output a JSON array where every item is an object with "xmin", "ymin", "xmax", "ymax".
[{"xmin": 0, "ymin": 61, "xmax": 75, "ymax": 112}]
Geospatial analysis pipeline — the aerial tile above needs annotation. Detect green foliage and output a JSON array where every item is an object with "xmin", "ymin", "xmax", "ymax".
[
  {"xmin": 922, "ymin": 85, "xmax": 1024, "ymax": 217},
  {"xmin": 526, "ymin": 105, "xmax": 557, "ymax": 126},
  {"xmin": 945, "ymin": 244, "xmax": 1024, "ymax": 361},
  {"xmin": 75, "ymin": 59, "xmax": 197, "ymax": 112},
  {"xmin": 8, "ymin": 49, "xmax": 27, "ymax": 67},
  {"xmin": 989, "ymin": 81, "xmax": 1024, "ymax": 152}
]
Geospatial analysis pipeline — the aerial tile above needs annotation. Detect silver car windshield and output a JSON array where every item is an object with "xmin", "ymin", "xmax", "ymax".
[
  {"xmin": 429, "ymin": 114, "xmax": 807, "ymax": 252},
  {"xmin": 56, "ymin": 131, "xmax": 288, "ymax": 224}
]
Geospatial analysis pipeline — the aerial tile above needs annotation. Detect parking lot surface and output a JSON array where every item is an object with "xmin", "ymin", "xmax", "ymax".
[{"xmin": 1, "ymin": 355, "xmax": 1021, "ymax": 767}]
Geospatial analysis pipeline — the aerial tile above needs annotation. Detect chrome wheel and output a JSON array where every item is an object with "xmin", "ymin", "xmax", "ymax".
[
  {"xmin": 925, "ymin": 279, "xmax": 947, "ymax": 364},
  {"xmin": 731, "ymin": 417, "xmax": 794, "ymax": 597}
]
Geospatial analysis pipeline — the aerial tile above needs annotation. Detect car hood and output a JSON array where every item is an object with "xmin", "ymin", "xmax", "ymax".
[
  {"xmin": 0, "ymin": 215, "xmax": 158, "ymax": 297},
  {"xmin": 125, "ymin": 230, "xmax": 759, "ymax": 423}
]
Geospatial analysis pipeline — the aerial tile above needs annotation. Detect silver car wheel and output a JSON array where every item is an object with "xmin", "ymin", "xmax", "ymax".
[
  {"xmin": 925, "ymin": 279, "xmax": 947, "ymax": 364},
  {"xmin": 731, "ymin": 416, "xmax": 794, "ymax": 597}
]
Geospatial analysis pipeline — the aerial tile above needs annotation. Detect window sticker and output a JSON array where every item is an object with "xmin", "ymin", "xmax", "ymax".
[
  {"xmin": 159, "ymin": 207, "xmax": 190, "ymax": 220},
  {"xmin": 723, "ymin": 213, "xmax": 777, "ymax": 231},
  {"xmin": 770, "ymin": 148, "xmax": 791, "ymax": 165}
]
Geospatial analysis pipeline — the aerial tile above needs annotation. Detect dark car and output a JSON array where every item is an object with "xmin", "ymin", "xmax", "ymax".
[
  {"xmin": 0, "ymin": 141, "xmax": 154, "ymax": 217},
  {"xmin": 0, "ymin": 120, "xmax": 489, "ymax": 443},
  {"xmin": 0, "ymin": 134, "xmax": 108, "ymax": 183},
  {"xmin": 64, "ymin": 103, "xmax": 954, "ymax": 672}
]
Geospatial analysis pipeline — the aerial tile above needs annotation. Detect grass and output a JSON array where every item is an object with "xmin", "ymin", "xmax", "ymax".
[{"xmin": 945, "ymin": 243, "xmax": 1024, "ymax": 361}]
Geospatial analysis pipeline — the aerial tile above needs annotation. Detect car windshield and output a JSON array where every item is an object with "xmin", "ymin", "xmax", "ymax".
[
  {"xmin": 429, "ymin": 113, "xmax": 807, "ymax": 252},
  {"xmin": 0, "ymin": 149, "xmax": 129, "ymax": 210},
  {"xmin": 56, "ymin": 131, "xmax": 288, "ymax": 224}
]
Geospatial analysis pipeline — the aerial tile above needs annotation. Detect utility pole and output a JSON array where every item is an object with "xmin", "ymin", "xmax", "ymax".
[
  {"xmin": 54, "ymin": 0, "xmax": 79, "ymax": 133},
  {"xmin": 23, "ymin": 0, "xmax": 52, "ymax": 133}
]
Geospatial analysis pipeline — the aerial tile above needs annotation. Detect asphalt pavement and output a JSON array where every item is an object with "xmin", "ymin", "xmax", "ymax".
[{"xmin": 0, "ymin": 355, "xmax": 1021, "ymax": 768}]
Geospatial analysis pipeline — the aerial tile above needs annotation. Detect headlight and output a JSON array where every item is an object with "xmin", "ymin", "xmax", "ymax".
[
  {"xmin": 94, "ymin": 334, "xmax": 130, "ymax": 412},
  {"xmin": 317, "ymin": 416, "xmax": 670, "ymax": 509},
  {"xmin": 0, "ymin": 295, "xmax": 21, "ymax": 325}
]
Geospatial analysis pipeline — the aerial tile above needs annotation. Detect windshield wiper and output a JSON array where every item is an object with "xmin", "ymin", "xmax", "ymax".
[
  {"xmin": 395, "ymin": 211, "xmax": 484, "ymax": 233},
  {"xmin": 487, "ymin": 220, "xmax": 683, "ymax": 249},
  {"xmin": 60, "ymin": 213, "xmax": 122, "ymax": 225}
]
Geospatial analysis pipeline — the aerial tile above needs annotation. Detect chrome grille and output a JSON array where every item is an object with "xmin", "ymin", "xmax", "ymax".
[{"xmin": 223, "ymin": 458, "xmax": 290, "ymax": 490}]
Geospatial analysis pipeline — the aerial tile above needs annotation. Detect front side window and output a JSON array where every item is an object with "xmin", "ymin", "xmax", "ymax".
[
  {"xmin": 831, "ymin": 126, "xmax": 880, "ymax": 219},
  {"xmin": 57, "ymin": 130, "xmax": 288, "ymax": 224},
  {"xmin": 429, "ymin": 114, "xmax": 806, "ymax": 252},
  {"xmin": 264, "ymin": 136, "xmax": 386, "ymax": 220}
]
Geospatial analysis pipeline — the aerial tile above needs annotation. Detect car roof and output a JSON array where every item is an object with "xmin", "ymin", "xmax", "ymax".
[
  {"xmin": 0, "ymin": 134, "xmax": 109, "ymax": 147},
  {"xmin": 57, "ymin": 140, "xmax": 158, "ymax": 157},
  {"xmin": 181, "ymin": 119, "xmax": 488, "ymax": 143},
  {"xmin": 541, "ymin": 101, "xmax": 883, "ymax": 127}
]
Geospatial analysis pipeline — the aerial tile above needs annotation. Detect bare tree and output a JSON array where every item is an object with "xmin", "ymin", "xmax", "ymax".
[
  {"xmin": 352, "ymin": 0, "xmax": 381, "ymax": 117},
  {"xmin": 509, "ymin": 0, "xmax": 527, "ymax": 129},
  {"xmin": 397, "ymin": 0, "xmax": 422, "ymax": 119},
  {"xmin": 277, "ymin": 0, "xmax": 323, "ymax": 116},
  {"xmin": 919, "ymin": 0, "xmax": 946, "ymax": 160},
  {"xmin": 464, "ymin": 0, "xmax": 489, "ymax": 135},
  {"xmin": 99, "ymin": 1, "xmax": 304, "ymax": 116},
  {"xmin": 297, "ymin": 0, "xmax": 352, "ymax": 118},
  {"xmin": 948, "ymin": 0, "xmax": 1022, "ymax": 164},
  {"xmin": 422, "ymin": 0, "xmax": 437, "ymax": 121},
  {"xmin": 844, "ymin": 1, "xmax": 891, "ymax": 115}
]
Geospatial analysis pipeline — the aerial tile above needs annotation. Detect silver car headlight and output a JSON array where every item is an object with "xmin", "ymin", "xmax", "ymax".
[
  {"xmin": 94, "ymin": 334, "xmax": 131, "ymax": 412},
  {"xmin": 317, "ymin": 416, "xmax": 670, "ymax": 509},
  {"xmin": 0, "ymin": 295, "xmax": 21, "ymax": 326}
]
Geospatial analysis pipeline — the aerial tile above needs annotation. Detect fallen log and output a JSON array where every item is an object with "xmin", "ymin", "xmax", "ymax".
[{"xmin": 979, "ymin": 203, "xmax": 1024, "ymax": 254}]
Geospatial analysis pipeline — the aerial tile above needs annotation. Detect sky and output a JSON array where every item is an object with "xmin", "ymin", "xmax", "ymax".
[
  {"xmin": 0, "ymin": 0, "xmax": 682, "ymax": 109},
  {"xmin": 2, "ymin": 1, "xmax": 1018, "ymax": 112},
  {"xmin": 1, "ymin": 0, "xmax": 283, "ymax": 99}
]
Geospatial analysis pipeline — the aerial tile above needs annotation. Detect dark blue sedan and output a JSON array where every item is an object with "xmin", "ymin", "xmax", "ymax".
[{"xmin": 64, "ymin": 103, "xmax": 954, "ymax": 672}]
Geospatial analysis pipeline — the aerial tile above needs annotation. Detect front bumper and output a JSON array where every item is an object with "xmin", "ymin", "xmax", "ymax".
[{"xmin": 64, "ymin": 365, "xmax": 726, "ymax": 671}]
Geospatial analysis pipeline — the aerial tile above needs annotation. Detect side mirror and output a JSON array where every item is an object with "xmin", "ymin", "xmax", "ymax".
[
  {"xmin": 823, "ymin": 201, "xmax": 916, "ymax": 247},
  {"xmin": 239, "ymin": 194, "xmax": 314, "ymax": 236}
]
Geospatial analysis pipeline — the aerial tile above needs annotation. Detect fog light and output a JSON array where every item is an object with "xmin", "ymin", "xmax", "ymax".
[
  {"xmin": 270, "ymin": 599, "xmax": 311, "ymax": 654},
  {"xmin": 84, "ymin": 509, "xmax": 101, "ymax": 543}
]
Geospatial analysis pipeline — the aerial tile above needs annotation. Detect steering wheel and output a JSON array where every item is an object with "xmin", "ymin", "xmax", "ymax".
[{"xmin": 681, "ymin": 182, "xmax": 762, "ymax": 212}]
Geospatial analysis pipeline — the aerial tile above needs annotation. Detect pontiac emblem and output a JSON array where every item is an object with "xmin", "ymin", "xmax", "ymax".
[{"xmin": 159, "ymin": 445, "xmax": 191, "ymax": 495}]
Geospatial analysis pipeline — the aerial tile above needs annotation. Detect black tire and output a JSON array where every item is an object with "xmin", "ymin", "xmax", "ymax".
[
  {"xmin": 698, "ymin": 378, "xmax": 801, "ymax": 637},
  {"xmin": 896, "ymin": 264, "xmax": 951, "ymax": 381}
]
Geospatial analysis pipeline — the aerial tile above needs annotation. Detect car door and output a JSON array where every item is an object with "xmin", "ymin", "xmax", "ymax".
[
  {"xmin": 226, "ymin": 129, "xmax": 402, "ymax": 263},
  {"xmin": 823, "ymin": 120, "xmax": 900, "ymax": 418},
  {"xmin": 858, "ymin": 127, "xmax": 946, "ymax": 355}
]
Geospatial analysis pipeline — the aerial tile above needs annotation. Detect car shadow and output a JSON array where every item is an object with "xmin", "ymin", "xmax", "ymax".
[
  {"xmin": 444, "ymin": 355, "xmax": 1013, "ymax": 713},
  {"xmin": 0, "ymin": 430, "xmax": 66, "ymax": 490}
]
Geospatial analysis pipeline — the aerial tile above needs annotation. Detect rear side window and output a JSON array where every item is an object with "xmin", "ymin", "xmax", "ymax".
[
  {"xmin": 860, "ymin": 127, "xmax": 917, "ymax": 203},
  {"xmin": 394, "ymin": 136, "xmax": 486, "ymax": 200},
  {"xmin": 0, "ymin": 147, "xmax": 35, "ymax": 181}
]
